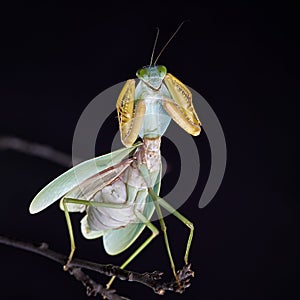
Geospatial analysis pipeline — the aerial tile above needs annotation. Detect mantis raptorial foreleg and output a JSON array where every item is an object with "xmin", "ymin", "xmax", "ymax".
[
  {"xmin": 148, "ymin": 188, "xmax": 194, "ymax": 270},
  {"xmin": 106, "ymin": 210, "xmax": 159, "ymax": 290},
  {"xmin": 116, "ymin": 79, "xmax": 146, "ymax": 147},
  {"xmin": 62, "ymin": 197, "xmax": 131, "ymax": 270},
  {"xmin": 163, "ymin": 73, "xmax": 201, "ymax": 136}
]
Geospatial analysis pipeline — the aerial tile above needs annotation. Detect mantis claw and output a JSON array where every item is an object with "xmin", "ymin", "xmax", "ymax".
[
  {"xmin": 63, "ymin": 251, "xmax": 75, "ymax": 271},
  {"xmin": 177, "ymin": 263, "xmax": 194, "ymax": 281}
]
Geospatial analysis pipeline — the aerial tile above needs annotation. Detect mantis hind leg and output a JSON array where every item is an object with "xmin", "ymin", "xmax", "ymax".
[
  {"xmin": 156, "ymin": 195, "xmax": 194, "ymax": 265},
  {"xmin": 148, "ymin": 189, "xmax": 178, "ymax": 281},
  {"xmin": 148, "ymin": 188, "xmax": 194, "ymax": 279},
  {"xmin": 106, "ymin": 210, "xmax": 159, "ymax": 290}
]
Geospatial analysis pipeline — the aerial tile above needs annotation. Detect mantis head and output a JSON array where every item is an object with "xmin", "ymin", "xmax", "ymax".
[{"xmin": 136, "ymin": 65, "xmax": 167, "ymax": 90}]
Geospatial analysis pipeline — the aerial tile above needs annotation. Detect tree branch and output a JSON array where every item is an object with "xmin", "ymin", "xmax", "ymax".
[
  {"xmin": 0, "ymin": 136, "xmax": 75, "ymax": 167},
  {"xmin": 0, "ymin": 235, "xmax": 193, "ymax": 299},
  {"xmin": 0, "ymin": 136, "xmax": 194, "ymax": 298}
]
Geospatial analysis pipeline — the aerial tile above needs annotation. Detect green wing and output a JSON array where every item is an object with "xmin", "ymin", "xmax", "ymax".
[
  {"xmin": 29, "ymin": 143, "xmax": 141, "ymax": 214},
  {"xmin": 102, "ymin": 166, "xmax": 161, "ymax": 255}
]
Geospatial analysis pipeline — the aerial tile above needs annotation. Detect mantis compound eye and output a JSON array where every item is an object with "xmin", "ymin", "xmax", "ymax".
[
  {"xmin": 157, "ymin": 65, "xmax": 167, "ymax": 78},
  {"xmin": 136, "ymin": 67, "xmax": 149, "ymax": 79}
]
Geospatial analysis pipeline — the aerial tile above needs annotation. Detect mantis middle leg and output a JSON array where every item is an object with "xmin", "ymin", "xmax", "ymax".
[{"xmin": 62, "ymin": 197, "xmax": 132, "ymax": 270}]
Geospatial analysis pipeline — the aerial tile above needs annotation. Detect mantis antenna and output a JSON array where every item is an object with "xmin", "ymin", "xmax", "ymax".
[
  {"xmin": 149, "ymin": 27, "xmax": 160, "ymax": 66},
  {"xmin": 154, "ymin": 20, "xmax": 189, "ymax": 65}
]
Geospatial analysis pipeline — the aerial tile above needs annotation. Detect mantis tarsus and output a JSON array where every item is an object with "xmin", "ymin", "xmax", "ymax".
[{"xmin": 29, "ymin": 24, "xmax": 201, "ymax": 292}]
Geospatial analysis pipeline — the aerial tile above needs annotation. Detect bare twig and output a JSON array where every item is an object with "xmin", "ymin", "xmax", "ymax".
[
  {"xmin": 0, "ymin": 136, "xmax": 194, "ymax": 298},
  {"xmin": 0, "ymin": 235, "xmax": 193, "ymax": 298},
  {"xmin": 68, "ymin": 267, "xmax": 129, "ymax": 300},
  {"xmin": 0, "ymin": 136, "xmax": 74, "ymax": 167}
]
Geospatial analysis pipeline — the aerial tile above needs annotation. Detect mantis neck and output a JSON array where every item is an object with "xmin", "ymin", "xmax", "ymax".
[{"xmin": 137, "ymin": 137, "xmax": 161, "ymax": 174}]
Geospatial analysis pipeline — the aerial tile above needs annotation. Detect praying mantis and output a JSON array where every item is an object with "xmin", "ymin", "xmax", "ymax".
[{"xmin": 29, "ymin": 23, "xmax": 201, "ymax": 291}]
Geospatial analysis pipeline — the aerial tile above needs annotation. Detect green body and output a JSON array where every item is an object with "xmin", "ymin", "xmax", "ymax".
[{"xmin": 30, "ymin": 64, "xmax": 200, "ymax": 285}]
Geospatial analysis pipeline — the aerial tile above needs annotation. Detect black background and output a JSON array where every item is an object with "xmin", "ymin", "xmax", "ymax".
[{"xmin": 0, "ymin": 1, "xmax": 298, "ymax": 300}]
